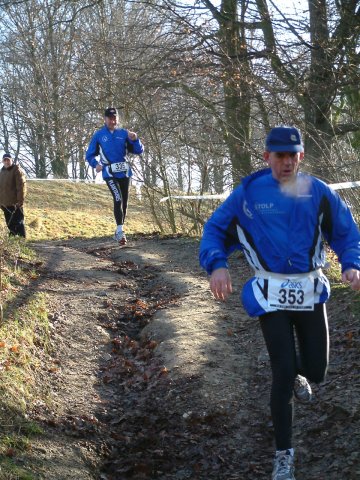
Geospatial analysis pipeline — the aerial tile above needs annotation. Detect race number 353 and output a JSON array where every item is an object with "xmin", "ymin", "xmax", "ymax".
[
  {"xmin": 278, "ymin": 288, "xmax": 304, "ymax": 305},
  {"xmin": 267, "ymin": 277, "xmax": 315, "ymax": 311}
]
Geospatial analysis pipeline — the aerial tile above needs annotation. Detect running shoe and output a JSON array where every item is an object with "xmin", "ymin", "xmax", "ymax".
[
  {"xmin": 118, "ymin": 233, "xmax": 127, "ymax": 246},
  {"xmin": 272, "ymin": 449, "xmax": 295, "ymax": 480},
  {"xmin": 114, "ymin": 230, "xmax": 127, "ymax": 243},
  {"xmin": 114, "ymin": 230, "xmax": 122, "ymax": 242},
  {"xmin": 294, "ymin": 374, "xmax": 312, "ymax": 403}
]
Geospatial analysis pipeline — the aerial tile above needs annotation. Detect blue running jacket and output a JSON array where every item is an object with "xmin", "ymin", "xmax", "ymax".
[
  {"xmin": 86, "ymin": 125, "xmax": 144, "ymax": 180},
  {"xmin": 199, "ymin": 169, "xmax": 360, "ymax": 317}
]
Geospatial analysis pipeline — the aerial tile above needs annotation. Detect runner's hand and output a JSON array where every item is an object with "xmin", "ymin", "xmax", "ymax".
[
  {"xmin": 95, "ymin": 164, "xmax": 103, "ymax": 173},
  {"xmin": 128, "ymin": 131, "xmax": 138, "ymax": 141},
  {"xmin": 210, "ymin": 268, "xmax": 233, "ymax": 301},
  {"xmin": 342, "ymin": 268, "xmax": 360, "ymax": 291}
]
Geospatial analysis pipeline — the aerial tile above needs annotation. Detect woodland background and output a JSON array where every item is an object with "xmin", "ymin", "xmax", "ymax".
[{"xmin": 0, "ymin": 0, "xmax": 359, "ymax": 232}]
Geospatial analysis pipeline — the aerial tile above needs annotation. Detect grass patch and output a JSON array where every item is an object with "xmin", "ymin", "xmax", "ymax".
[
  {"xmin": 25, "ymin": 181, "xmax": 157, "ymax": 241},
  {"xmin": 24, "ymin": 180, "xmax": 214, "ymax": 241},
  {"xmin": 0, "ymin": 233, "xmax": 50, "ymax": 477},
  {"xmin": 325, "ymin": 249, "xmax": 360, "ymax": 320},
  {"xmin": 0, "ymin": 458, "xmax": 36, "ymax": 480}
]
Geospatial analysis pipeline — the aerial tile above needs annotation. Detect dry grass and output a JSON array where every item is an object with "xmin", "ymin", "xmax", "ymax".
[
  {"xmin": 25, "ymin": 180, "xmax": 157, "ymax": 241},
  {"xmin": 0, "ymin": 233, "xmax": 49, "ymax": 478}
]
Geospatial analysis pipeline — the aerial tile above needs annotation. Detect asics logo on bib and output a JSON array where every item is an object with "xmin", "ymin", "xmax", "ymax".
[{"xmin": 281, "ymin": 279, "xmax": 303, "ymax": 289}]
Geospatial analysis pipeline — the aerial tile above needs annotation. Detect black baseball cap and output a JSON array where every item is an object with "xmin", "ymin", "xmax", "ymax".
[
  {"xmin": 2, "ymin": 153, "xmax": 12, "ymax": 160},
  {"xmin": 104, "ymin": 107, "xmax": 118, "ymax": 117}
]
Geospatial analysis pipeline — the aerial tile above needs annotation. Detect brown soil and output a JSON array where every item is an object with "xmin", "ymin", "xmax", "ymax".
[{"xmin": 12, "ymin": 234, "xmax": 360, "ymax": 479}]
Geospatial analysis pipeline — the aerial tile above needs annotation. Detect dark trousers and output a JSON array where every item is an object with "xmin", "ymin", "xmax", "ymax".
[
  {"xmin": 1, "ymin": 206, "xmax": 26, "ymax": 238},
  {"xmin": 105, "ymin": 177, "xmax": 130, "ymax": 226},
  {"xmin": 259, "ymin": 303, "xmax": 329, "ymax": 450}
]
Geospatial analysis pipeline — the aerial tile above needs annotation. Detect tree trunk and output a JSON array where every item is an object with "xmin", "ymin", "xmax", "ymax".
[
  {"xmin": 301, "ymin": 0, "xmax": 334, "ymax": 179},
  {"xmin": 218, "ymin": 0, "xmax": 252, "ymax": 186}
]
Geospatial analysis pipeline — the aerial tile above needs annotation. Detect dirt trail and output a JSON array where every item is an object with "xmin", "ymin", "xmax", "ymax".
[{"xmin": 12, "ymin": 235, "xmax": 360, "ymax": 480}]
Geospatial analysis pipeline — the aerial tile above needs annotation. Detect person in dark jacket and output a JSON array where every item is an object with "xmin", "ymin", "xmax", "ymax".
[
  {"xmin": 0, "ymin": 153, "xmax": 27, "ymax": 238},
  {"xmin": 86, "ymin": 107, "xmax": 144, "ymax": 245},
  {"xmin": 199, "ymin": 126, "xmax": 360, "ymax": 480}
]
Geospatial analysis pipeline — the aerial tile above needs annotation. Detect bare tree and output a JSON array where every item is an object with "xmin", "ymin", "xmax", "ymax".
[
  {"xmin": 255, "ymin": 0, "xmax": 360, "ymax": 179},
  {"xmin": 0, "ymin": 0, "xmax": 86, "ymax": 177},
  {"xmin": 0, "ymin": 0, "xmax": 358, "ymax": 222}
]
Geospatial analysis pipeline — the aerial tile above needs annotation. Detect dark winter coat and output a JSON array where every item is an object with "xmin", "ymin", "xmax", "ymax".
[{"xmin": 0, "ymin": 164, "xmax": 27, "ymax": 207}]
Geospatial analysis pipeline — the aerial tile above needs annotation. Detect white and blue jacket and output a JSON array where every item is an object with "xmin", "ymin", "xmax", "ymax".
[
  {"xmin": 86, "ymin": 125, "xmax": 144, "ymax": 180},
  {"xmin": 199, "ymin": 168, "xmax": 360, "ymax": 317}
]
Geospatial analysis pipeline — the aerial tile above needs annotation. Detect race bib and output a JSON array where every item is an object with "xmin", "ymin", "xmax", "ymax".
[
  {"xmin": 267, "ymin": 275, "xmax": 315, "ymax": 311},
  {"xmin": 111, "ymin": 162, "xmax": 128, "ymax": 173}
]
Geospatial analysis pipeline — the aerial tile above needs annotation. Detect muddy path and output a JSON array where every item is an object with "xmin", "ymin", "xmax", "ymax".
[{"xmin": 13, "ymin": 234, "xmax": 360, "ymax": 480}]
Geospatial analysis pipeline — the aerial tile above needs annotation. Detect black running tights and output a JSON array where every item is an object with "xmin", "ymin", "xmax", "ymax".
[
  {"xmin": 259, "ymin": 304, "xmax": 329, "ymax": 450},
  {"xmin": 105, "ymin": 177, "xmax": 130, "ymax": 226}
]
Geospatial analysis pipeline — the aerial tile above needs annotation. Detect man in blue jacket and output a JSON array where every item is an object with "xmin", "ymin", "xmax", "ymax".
[
  {"xmin": 199, "ymin": 126, "xmax": 360, "ymax": 480},
  {"xmin": 86, "ymin": 107, "xmax": 144, "ymax": 245}
]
